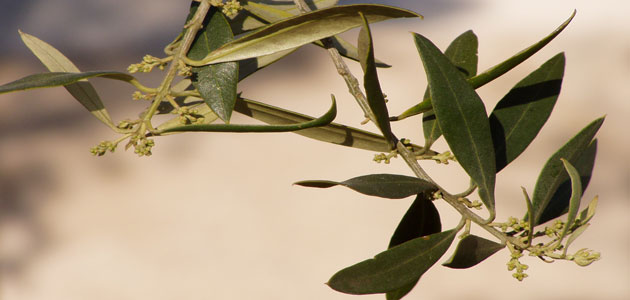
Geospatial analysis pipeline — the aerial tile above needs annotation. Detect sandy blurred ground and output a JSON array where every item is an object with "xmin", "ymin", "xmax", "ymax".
[{"xmin": 0, "ymin": 0, "xmax": 628, "ymax": 299}]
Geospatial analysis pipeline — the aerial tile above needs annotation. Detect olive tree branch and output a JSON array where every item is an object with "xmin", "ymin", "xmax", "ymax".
[{"xmin": 293, "ymin": 0, "xmax": 527, "ymax": 249}]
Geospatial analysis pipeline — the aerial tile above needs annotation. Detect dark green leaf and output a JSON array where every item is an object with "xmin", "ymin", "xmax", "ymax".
[
  {"xmin": 467, "ymin": 10, "xmax": 575, "ymax": 89},
  {"xmin": 422, "ymin": 30, "xmax": 479, "ymax": 149},
  {"xmin": 537, "ymin": 139, "xmax": 598, "ymax": 224},
  {"xmin": 554, "ymin": 159, "xmax": 583, "ymax": 243},
  {"xmin": 328, "ymin": 229, "xmax": 457, "ymax": 294},
  {"xmin": 358, "ymin": 13, "xmax": 396, "ymax": 148},
  {"xmin": 393, "ymin": 11, "xmax": 575, "ymax": 122},
  {"xmin": 0, "ymin": 71, "xmax": 134, "ymax": 95},
  {"xmin": 233, "ymin": 97, "xmax": 434, "ymax": 153},
  {"xmin": 385, "ymin": 281, "xmax": 418, "ymax": 300},
  {"xmin": 532, "ymin": 118, "xmax": 604, "ymax": 226},
  {"xmin": 491, "ymin": 53, "xmax": 565, "ymax": 172},
  {"xmin": 413, "ymin": 33, "xmax": 496, "ymax": 216},
  {"xmin": 159, "ymin": 96, "xmax": 336, "ymax": 133},
  {"xmin": 386, "ymin": 193, "xmax": 441, "ymax": 300},
  {"xmin": 442, "ymin": 235, "xmax": 504, "ymax": 269},
  {"xmin": 389, "ymin": 193, "xmax": 442, "ymax": 248},
  {"xmin": 19, "ymin": 31, "xmax": 115, "ymax": 128},
  {"xmin": 188, "ymin": 6, "xmax": 238, "ymax": 123},
  {"xmin": 188, "ymin": 4, "xmax": 420, "ymax": 65},
  {"xmin": 295, "ymin": 174, "xmax": 437, "ymax": 199}
]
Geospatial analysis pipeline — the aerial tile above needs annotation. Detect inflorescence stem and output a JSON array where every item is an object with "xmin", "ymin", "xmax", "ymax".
[{"xmin": 140, "ymin": 0, "xmax": 211, "ymax": 133}]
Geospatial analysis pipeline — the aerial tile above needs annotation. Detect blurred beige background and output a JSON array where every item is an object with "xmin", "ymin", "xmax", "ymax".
[{"xmin": 0, "ymin": 0, "xmax": 628, "ymax": 299}]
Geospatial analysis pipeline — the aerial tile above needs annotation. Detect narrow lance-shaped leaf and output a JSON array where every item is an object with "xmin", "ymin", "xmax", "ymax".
[
  {"xmin": 491, "ymin": 53, "xmax": 565, "ymax": 172},
  {"xmin": 187, "ymin": 4, "xmax": 239, "ymax": 123},
  {"xmin": 386, "ymin": 193, "xmax": 441, "ymax": 300},
  {"xmin": 358, "ymin": 12, "xmax": 397, "ymax": 147},
  {"xmin": 413, "ymin": 33, "xmax": 496, "ymax": 217},
  {"xmin": 18, "ymin": 31, "xmax": 115, "ymax": 128},
  {"xmin": 159, "ymin": 96, "xmax": 336, "ymax": 133},
  {"xmin": 328, "ymin": 229, "xmax": 457, "ymax": 294},
  {"xmin": 0, "ymin": 71, "xmax": 135, "ymax": 94},
  {"xmin": 245, "ymin": 1, "xmax": 390, "ymax": 67},
  {"xmin": 393, "ymin": 11, "xmax": 575, "ymax": 122},
  {"xmin": 537, "ymin": 139, "xmax": 598, "ymax": 224},
  {"xmin": 422, "ymin": 30, "xmax": 479, "ymax": 149},
  {"xmin": 187, "ymin": 4, "xmax": 421, "ymax": 65},
  {"xmin": 564, "ymin": 196, "xmax": 597, "ymax": 256},
  {"xmin": 553, "ymin": 159, "xmax": 583, "ymax": 246},
  {"xmin": 468, "ymin": 10, "xmax": 575, "ymax": 88},
  {"xmin": 442, "ymin": 235, "xmax": 504, "ymax": 269},
  {"xmin": 531, "ymin": 118, "xmax": 604, "ymax": 226},
  {"xmin": 295, "ymin": 174, "xmax": 437, "ymax": 199},
  {"xmin": 577, "ymin": 195, "xmax": 598, "ymax": 226},
  {"xmin": 232, "ymin": 97, "xmax": 435, "ymax": 154}
]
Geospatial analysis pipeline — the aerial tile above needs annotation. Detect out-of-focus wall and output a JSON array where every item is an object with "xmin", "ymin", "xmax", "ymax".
[{"xmin": 0, "ymin": 1, "xmax": 628, "ymax": 299}]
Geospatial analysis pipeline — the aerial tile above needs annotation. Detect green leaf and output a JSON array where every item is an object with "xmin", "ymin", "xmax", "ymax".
[
  {"xmin": 328, "ymin": 229, "xmax": 457, "ymax": 294},
  {"xmin": 188, "ymin": 6, "xmax": 239, "ymax": 123},
  {"xmin": 564, "ymin": 223, "xmax": 590, "ymax": 256},
  {"xmin": 18, "ymin": 31, "xmax": 115, "ymax": 128},
  {"xmin": 159, "ymin": 95, "xmax": 336, "ymax": 133},
  {"xmin": 554, "ymin": 159, "xmax": 583, "ymax": 245},
  {"xmin": 413, "ymin": 33, "xmax": 496, "ymax": 216},
  {"xmin": 0, "ymin": 71, "xmax": 134, "ymax": 95},
  {"xmin": 244, "ymin": 1, "xmax": 389, "ymax": 67},
  {"xmin": 188, "ymin": 4, "xmax": 420, "ymax": 65},
  {"xmin": 531, "ymin": 118, "xmax": 604, "ymax": 226},
  {"xmin": 358, "ymin": 13, "xmax": 396, "ymax": 148},
  {"xmin": 232, "ymin": 97, "xmax": 433, "ymax": 153},
  {"xmin": 295, "ymin": 174, "xmax": 437, "ymax": 199},
  {"xmin": 442, "ymin": 235, "xmax": 504, "ymax": 269},
  {"xmin": 422, "ymin": 30, "xmax": 479, "ymax": 149},
  {"xmin": 490, "ymin": 53, "xmax": 565, "ymax": 172},
  {"xmin": 386, "ymin": 193, "xmax": 441, "ymax": 300},
  {"xmin": 389, "ymin": 193, "xmax": 442, "ymax": 248},
  {"xmin": 577, "ymin": 195, "xmax": 598, "ymax": 226},
  {"xmin": 467, "ymin": 10, "xmax": 575, "ymax": 89},
  {"xmin": 393, "ymin": 11, "xmax": 575, "ymax": 122},
  {"xmin": 537, "ymin": 140, "xmax": 598, "ymax": 225}
]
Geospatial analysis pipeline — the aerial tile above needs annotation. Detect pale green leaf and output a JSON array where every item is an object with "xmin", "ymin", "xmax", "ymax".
[
  {"xmin": 232, "ymin": 97, "xmax": 433, "ymax": 153},
  {"xmin": 19, "ymin": 31, "xmax": 115, "ymax": 128},
  {"xmin": 0, "ymin": 71, "xmax": 134, "ymax": 94},
  {"xmin": 159, "ymin": 96, "xmax": 336, "ymax": 133},
  {"xmin": 189, "ymin": 4, "xmax": 420, "ymax": 65},
  {"xmin": 245, "ymin": 1, "xmax": 389, "ymax": 67},
  {"xmin": 555, "ymin": 158, "xmax": 583, "ymax": 244}
]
